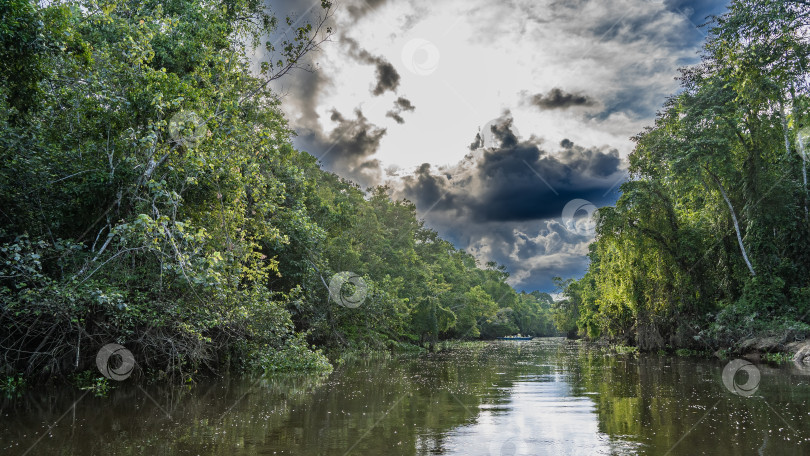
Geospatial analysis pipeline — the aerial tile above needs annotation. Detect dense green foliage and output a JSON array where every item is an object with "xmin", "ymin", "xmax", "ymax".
[
  {"xmin": 554, "ymin": 0, "xmax": 810, "ymax": 351},
  {"xmin": 0, "ymin": 0, "xmax": 557, "ymax": 382}
]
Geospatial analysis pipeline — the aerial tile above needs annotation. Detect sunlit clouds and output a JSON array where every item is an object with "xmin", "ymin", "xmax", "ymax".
[{"xmin": 265, "ymin": 0, "xmax": 729, "ymax": 290}]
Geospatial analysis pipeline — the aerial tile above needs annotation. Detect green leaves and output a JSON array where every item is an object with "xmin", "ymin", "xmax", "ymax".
[
  {"xmin": 0, "ymin": 0, "xmax": 527, "ymax": 383},
  {"xmin": 560, "ymin": 0, "xmax": 810, "ymax": 350}
]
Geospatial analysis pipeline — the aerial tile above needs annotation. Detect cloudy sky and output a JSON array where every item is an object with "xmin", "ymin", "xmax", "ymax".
[{"xmin": 261, "ymin": 0, "xmax": 729, "ymax": 292}]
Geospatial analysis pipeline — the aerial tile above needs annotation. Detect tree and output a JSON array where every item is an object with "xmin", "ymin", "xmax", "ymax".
[{"xmin": 555, "ymin": 0, "xmax": 810, "ymax": 350}]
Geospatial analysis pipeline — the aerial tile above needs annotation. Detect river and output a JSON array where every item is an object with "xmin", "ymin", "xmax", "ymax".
[{"xmin": 2, "ymin": 338, "xmax": 810, "ymax": 455}]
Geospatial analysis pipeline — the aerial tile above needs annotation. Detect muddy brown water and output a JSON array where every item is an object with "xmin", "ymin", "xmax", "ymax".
[{"xmin": 3, "ymin": 338, "xmax": 810, "ymax": 455}]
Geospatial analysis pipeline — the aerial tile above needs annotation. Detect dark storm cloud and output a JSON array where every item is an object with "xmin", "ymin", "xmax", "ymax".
[
  {"xmin": 400, "ymin": 117, "xmax": 624, "ymax": 222},
  {"xmin": 522, "ymin": 88, "xmax": 596, "ymax": 110},
  {"xmin": 394, "ymin": 117, "xmax": 627, "ymax": 291},
  {"xmin": 385, "ymin": 97, "xmax": 416, "ymax": 124},
  {"xmin": 371, "ymin": 62, "xmax": 400, "ymax": 96},
  {"xmin": 342, "ymin": 36, "xmax": 401, "ymax": 96},
  {"xmin": 394, "ymin": 97, "xmax": 415, "ymax": 112},
  {"xmin": 469, "ymin": 133, "xmax": 483, "ymax": 151},
  {"xmin": 346, "ymin": 0, "xmax": 388, "ymax": 19},
  {"xmin": 400, "ymin": 163, "xmax": 459, "ymax": 212},
  {"xmin": 386, "ymin": 111, "xmax": 405, "ymax": 124},
  {"xmin": 293, "ymin": 67, "xmax": 328, "ymax": 123},
  {"xmin": 469, "ymin": 112, "xmax": 520, "ymax": 150},
  {"xmin": 472, "ymin": 145, "xmax": 621, "ymax": 222},
  {"xmin": 297, "ymin": 108, "xmax": 385, "ymax": 187},
  {"xmin": 488, "ymin": 116, "xmax": 520, "ymax": 148},
  {"xmin": 470, "ymin": 128, "xmax": 621, "ymax": 222}
]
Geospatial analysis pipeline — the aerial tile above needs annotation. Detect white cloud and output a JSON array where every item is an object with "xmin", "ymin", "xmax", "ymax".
[{"xmin": 264, "ymin": 0, "xmax": 727, "ymax": 290}]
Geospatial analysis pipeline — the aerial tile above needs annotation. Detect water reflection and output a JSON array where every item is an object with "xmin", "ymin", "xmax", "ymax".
[{"xmin": 2, "ymin": 338, "xmax": 810, "ymax": 455}]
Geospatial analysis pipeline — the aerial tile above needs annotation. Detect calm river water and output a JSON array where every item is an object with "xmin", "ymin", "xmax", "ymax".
[{"xmin": 3, "ymin": 338, "xmax": 810, "ymax": 455}]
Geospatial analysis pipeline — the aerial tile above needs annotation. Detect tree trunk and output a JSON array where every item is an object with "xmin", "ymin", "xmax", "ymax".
[
  {"xmin": 782, "ymin": 101, "xmax": 791, "ymax": 158},
  {"xmin": 705, "ymin": 170, "xmax": 756, "ymax": 276},
  {"xmin": 791, "ymin": 85, "xmax": 808, "ymax": 218},
  {"xmin": 796, "ymin": 129, "xmax": 809, "ymax": 220}
]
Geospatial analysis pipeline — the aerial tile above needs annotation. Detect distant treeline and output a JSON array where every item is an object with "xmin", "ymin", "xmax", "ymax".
[
  {"xmin": 0, "ymin": 0, "xmax": 557, "ymax": 383},
  {"xmin": 554, "ymin": 0, "xmax": 810, "ymax": 351}
]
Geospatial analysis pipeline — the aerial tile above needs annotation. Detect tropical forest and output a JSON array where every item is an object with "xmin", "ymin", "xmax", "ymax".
[{"xmin": 2, "ymin": 0, "xmax": 810, "ymax": 455}]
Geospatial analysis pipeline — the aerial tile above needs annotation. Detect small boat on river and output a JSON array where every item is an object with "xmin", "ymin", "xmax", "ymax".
[{"xmin": 497, "ymin": 335, "xmax": 533, "ymax": 340}]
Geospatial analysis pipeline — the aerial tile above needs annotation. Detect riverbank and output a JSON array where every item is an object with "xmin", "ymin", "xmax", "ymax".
[
  {"xmin": 731, "ymin": 336, "xmax": 810, "ymax": 365},
  {"xmin": 0, "ymin": 338, "xmax": 542, "ymax": 398},
  {"xmin": 592, "ymin": 334, "xmax": 810, "ymax": 367}
]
